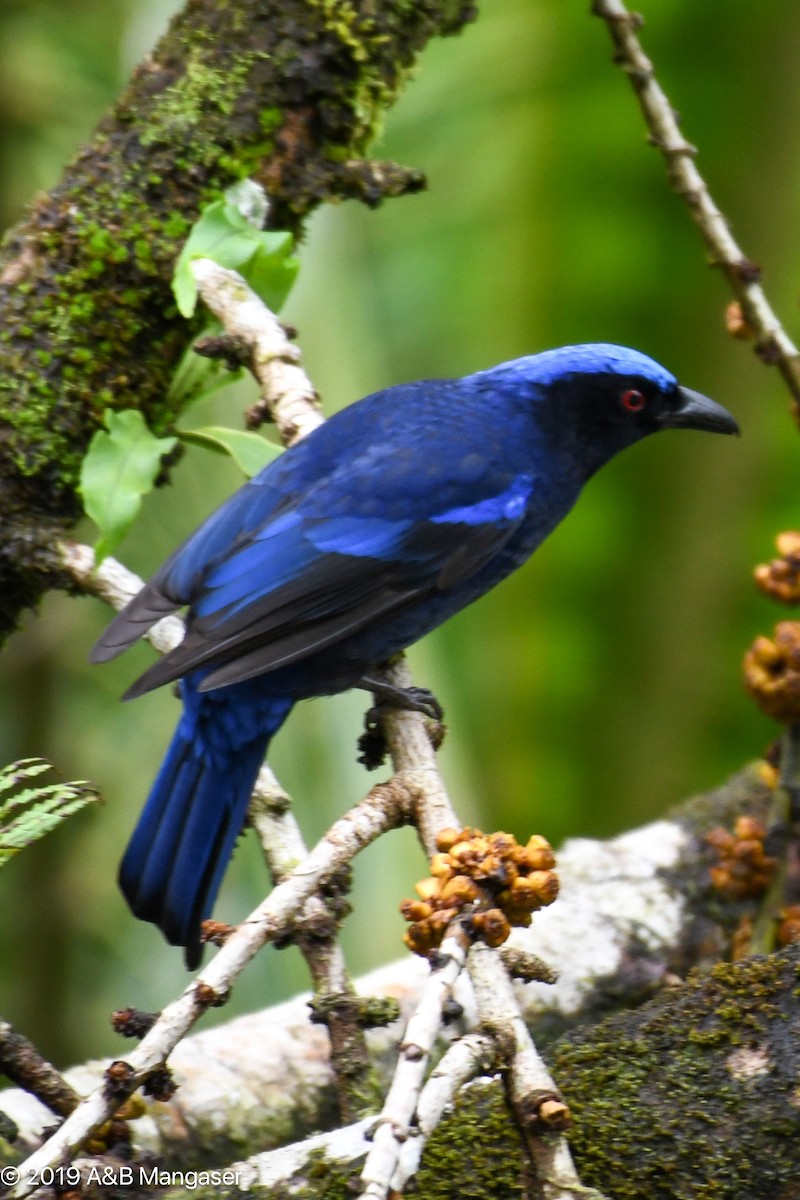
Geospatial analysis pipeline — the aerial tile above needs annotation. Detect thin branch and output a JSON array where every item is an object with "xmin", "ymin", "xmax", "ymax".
[
  {"xmin": 592, "ymin": 0, "xmax": 800, "ymax": 415},
  {"xmin": 249, "ymin": 768, "xmax": 381, "ymax": 1120},
  {"xmin": 0, "ymin": 1020, "xmax": 79, "ymax": 1121},
  {"xmin": 359, "ymin": 922, "xmax": 471, "ymax": 1199},
  {"xmin": 469, "ymin": 946, "xmax": 593, "ymax": 1200},
  {"xmin": 190, "ymin": 258, "xmax": 325, "ymax": 445},
  {"xmin": 61, "ymin": 543, "xmax": 184, "ymax": 655},
  {"xmin": 232, "ymin": 1118, "xmax": 377, "ymax": 1193},
  {"xmin": 8, "ymin": 778, "xmax": 413, "ymax": 1199},
  {"xmin": 374, "ymin": 660, "xmax": 582, "ymax": 1196},
  {"xmin": 391, "ymin": 1033, "xmax": 497, "ymax": 1192}
]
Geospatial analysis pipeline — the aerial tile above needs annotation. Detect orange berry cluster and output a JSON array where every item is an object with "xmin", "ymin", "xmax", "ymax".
[
  {"xmin": 400, "ymin": 826, "xmax": 558, "ymax": 956},
  {"xmin": 706, "ymin": 815, "xmax": 776, "ymax": 900},
  {"xmin": 754, "ymin": 532, "xmax": 800, "ymax": 606},
  {"xmin": 777, "ymin": 905, "xmax": 800, "ymax": 948},
  {"xmin": 743, "ymin": 621, "xmax": 800, "ymax": 722}
]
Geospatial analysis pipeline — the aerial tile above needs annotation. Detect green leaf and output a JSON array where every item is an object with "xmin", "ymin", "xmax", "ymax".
[
  {"xmin": 0, "ymin": 759, "xmax": 98, "ymax": 868},
  {"xmin": 172, "ymin": 200, "xmax": 257, "ymax": 316},
  {"xmin": 80, "ymin": 409, "xmax": 177, "ymax": 563},
  {"xmin": 245, "ymin": 235, "xmax": 299, "ymax": 313},
  {"xmin": 179, "ymin": 425, "xmax": 282, "ymax": 477},
  {"xmin": 172, "ymin": 182, "xmax": 299, "ymax": 317}
]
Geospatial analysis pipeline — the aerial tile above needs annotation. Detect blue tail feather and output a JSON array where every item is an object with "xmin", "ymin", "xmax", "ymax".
[{"xmin": 119, "ymin": 687, "xmax": 292, "ymax": 968}]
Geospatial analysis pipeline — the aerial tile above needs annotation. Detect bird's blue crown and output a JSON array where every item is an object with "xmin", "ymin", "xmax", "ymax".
[{"xmin": 474, "ymin": 343, "xmax": 678, "ymax": 392}]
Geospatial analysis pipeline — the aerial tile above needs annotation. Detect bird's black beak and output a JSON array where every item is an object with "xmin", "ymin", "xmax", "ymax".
[{"xmin": 660, "ymin": 387, "xmax": 740, "ymax": 436}]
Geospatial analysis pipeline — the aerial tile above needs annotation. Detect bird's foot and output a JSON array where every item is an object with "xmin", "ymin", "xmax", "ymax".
[
  {"xmin": 356, "ymin": 677, "xmax": 445, "ymax": 770},
  {"xmin": 356, "ymin": 676, "xmax": 444, "ymax": 722}
]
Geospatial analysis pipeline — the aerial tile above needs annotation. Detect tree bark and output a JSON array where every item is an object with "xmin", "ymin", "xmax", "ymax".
[{"xmin": 0, "ymin": 0, "xmax": 475, "ymax": 639}]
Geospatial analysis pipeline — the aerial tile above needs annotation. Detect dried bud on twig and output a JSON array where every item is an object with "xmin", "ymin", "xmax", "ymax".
[
  {"xmin": 110, "ymin": 1007, "xmax": 158, "ymax": 1039},
  {"xmin": 725, "ymin": 300, "xmax": 755, "ymax": 341},
  {"xmin": 201, "ymin": 919, "xmax": 236, "ymax": 949}
]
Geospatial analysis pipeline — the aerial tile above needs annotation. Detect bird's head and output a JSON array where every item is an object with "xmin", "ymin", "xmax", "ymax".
[{"xmin": 486, "ymin": 343, "xmax": 739, "ymax": 477}]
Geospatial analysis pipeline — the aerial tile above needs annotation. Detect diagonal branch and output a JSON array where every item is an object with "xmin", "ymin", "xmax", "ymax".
[
  {"xmin": 591, "ymin": 0, "xmax": 800, "ymax": 417},
  {"xmin": 248, "ymin": 768, "xmax": 383, "ymax": 1120},
  {"xmin": 7, "ymin": 772, "xmax": 413, "ymax": 1199},
  {"xmin": 377, "ymin": 664, "xmax": 587, "ymax": 1200},
  {"xmin": 359, "ymin": 920, "xmax": 471, "ymax": 1198},
  {"xmin": 0, "ymin": 1020, "xmax": 79, "ymax": 1122}
]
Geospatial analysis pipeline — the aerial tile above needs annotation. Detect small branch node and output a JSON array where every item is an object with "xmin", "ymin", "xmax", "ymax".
[
  {"xmin": 193, "ymin": 981, "xmax": 230, "ymax": 1009},
  {"xmin": 755, "ymin": 337, "xmax": 783, "ymax": 366},
  {"xmin": 734, "ymin": 258, "xmax": 763, "ymax": 284},
  {"xmin": 103, "ymin": 1060, "xmax": 135, "ymax": 1101},
  {"xmin": 192, "ymin": 333, "xmax": 252, "ymax": 370},
  {"xmin": 200, "ymin": 919, "xmax": 236, "ymax": 949}
]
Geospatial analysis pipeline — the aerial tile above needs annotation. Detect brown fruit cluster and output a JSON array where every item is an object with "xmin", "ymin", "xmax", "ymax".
[
  {"xmin": 777, "ymin": 905, "xmax": 800, "ymax": 947},
  {"xmin": 706, "ymin": 815, "xmax": 776, "ymax": 900},
  {"xmin": 754, "ymin": 532, "xmax": 800, "ymax": 605},
  {"xmin": 743, "ymin": 621, "xmax": 800, "ymax": 722},
  {"xmin": 84, "ymin": 1095, "xmax": 145, "ymax": 1155},
  {"xmin": 400, "ymin": 826, "xmax": 558, "ymax": 957}
]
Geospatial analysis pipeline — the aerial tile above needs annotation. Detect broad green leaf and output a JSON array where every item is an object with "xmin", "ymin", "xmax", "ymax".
[
  {"xmin": 80, "ymin": 409, "xmax": 177, "ymax": 563},
  {"xmin": 179, "ymin": 425, "xmax": 282, "ymax": 477},
  {"xmin": 0, "ymin": 758, "xmax": 98, "ymax": 868},
  {"xmin": 172, "ymin": 182, "xmax": 299, "ymax": 317},
  {"xmin": 172, "ymin": 201, "xmax": 257, "ymax": 316},
  {"xmin": 245, "ymin": 235, "xmax": 299, "ymax": 313}
]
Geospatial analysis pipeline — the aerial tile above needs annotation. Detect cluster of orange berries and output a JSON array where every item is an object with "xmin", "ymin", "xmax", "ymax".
[
  {"xmin": 777, "ymin": 905, "xmax": 800, "ymax": 947},
  {"xmin": 754, "ymin": 532, "xmax": 800, "ymax": 606},
  {"xmin": 400, "ymin": 826, "xmax": 558, "ymax": 957},
  {"xmin": 745, "ymin": 533, "xmax": 800, "ymax": 723},
  {"xmin": 744, "ymin": 622, "xmax": 800, "ymax": 723},
  {"xmin": 706, "ymin": 815, "xmax": 776, "ymax": 901}
]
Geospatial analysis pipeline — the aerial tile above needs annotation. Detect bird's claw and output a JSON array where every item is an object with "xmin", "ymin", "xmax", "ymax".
[
  {"xmin": 355, "ymin": 678, "xmax": 445, "ymax": 770},
  {"xmin": 356, "ymin": 676, "xmax": 445, "ymax": 722}
]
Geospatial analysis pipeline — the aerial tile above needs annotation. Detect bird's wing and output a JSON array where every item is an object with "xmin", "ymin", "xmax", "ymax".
[
  {"xmin": 119, "ymin": 472, "xmax": 532, "ymax": 698},
  {"xmin": 89, "ymin": 477, "xmax": 294, "ymax": 663}
]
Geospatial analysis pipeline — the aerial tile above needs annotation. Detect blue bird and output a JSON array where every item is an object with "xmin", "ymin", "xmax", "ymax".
[{"xmin": 92, "ymin": 344, "xmax": 738, "ymax": 966}]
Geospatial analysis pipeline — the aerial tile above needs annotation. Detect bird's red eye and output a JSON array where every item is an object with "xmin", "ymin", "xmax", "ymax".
[{"xmin": 620, "ymin": 388, "xmax": 646, "ymax": 413}]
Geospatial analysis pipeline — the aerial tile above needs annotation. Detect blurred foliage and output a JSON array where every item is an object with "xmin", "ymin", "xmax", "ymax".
[
  {"xmin": 1, "ymin": 0, "xmax": 799, "ymax": 1066},
  {"xmin": 0, "ymin": 759, "xmax": 97, "ymax": 867}
]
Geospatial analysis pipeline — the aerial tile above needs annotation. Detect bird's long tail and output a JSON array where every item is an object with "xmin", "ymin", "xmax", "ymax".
[{"xmin": 119, "ymin": 684, "xmax": 293, "ymax": 968}]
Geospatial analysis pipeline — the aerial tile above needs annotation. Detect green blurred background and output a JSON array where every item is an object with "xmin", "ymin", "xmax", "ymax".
[{"xmin": 1, "ymin": 0, "xmax": 798, "ymax": 1067}]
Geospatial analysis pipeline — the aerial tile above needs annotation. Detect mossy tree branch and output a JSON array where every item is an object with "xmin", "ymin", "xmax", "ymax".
[{"xmin": 0, "ymin": 0, "xmax": 475, "ymax": 639}]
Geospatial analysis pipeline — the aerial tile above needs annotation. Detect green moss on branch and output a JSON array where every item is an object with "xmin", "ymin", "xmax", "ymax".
[
  {"xmin": 0, "ymin": 0, "xmax": 476, "ymax": 637},
  {"xmin": 549, "ymin": 945, "xmax": 800, "ymax": 1198}
]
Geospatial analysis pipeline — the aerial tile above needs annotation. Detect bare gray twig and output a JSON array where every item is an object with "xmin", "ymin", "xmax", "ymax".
[{"xmin": 592, "ymin": 0, "xmax": 800, "ymax": 415}]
